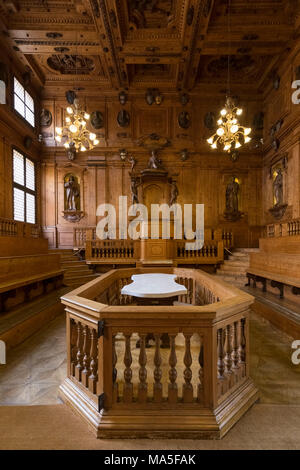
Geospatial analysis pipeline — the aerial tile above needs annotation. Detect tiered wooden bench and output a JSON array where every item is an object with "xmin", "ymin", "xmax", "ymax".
[
  {"xmin": 0, "ymin": 253, "xmax": 64, "ymax": 312},
  {"xmin": 246, "ymin": 235, "xmax": 300, "ymax": 299}
]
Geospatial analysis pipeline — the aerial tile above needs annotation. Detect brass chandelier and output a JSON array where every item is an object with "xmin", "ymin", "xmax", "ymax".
[
  {"xmin": 55, "ymin": 98, "xmax": 99, "ymax": 152},
  {"xmin": 207, "ymin": 0, "xmax": 251, "ymax": 153},
  {"xmin": 207, "ymin": 96, "xmax": 251, "ymax": 152}
]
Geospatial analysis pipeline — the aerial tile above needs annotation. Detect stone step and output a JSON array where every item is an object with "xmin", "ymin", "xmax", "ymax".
[
  {"xmin": 229, "ymin": 254, "xmax": 249, "ymax": 261},
  {"xmin": 64, "ymin": 269, "xmax": 92, "ymax": 278},
  {"xmin": 217, "ymin": 269, "xmax": 247, "ymax": 278},
  {"xmin": 234, "ymin": 248, "xmax": 260, "ymax": 253},
  {"xmin": 64, "ymin": 273, "xmax": 99, "ymax": 281},
  {"xmin": 61, "ymin": 261, "xmax": 87, "ymax": 267},
  {"xmin": 218, "ymin": 265, "xmax": 248, "ymax": 273},
  {"xmin": 224, "ymin": 258, "xmax": 249, "ymax": 266}
]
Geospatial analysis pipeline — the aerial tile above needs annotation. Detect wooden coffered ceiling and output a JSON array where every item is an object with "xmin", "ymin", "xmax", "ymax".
[{"xmin": 0, "ymin": 0, "xmax": 299, "ymax": 94}]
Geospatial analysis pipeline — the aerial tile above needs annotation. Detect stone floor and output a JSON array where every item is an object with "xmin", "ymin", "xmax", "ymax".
[{"xmin": 0, "ymin": 310, "xmax": 299, "ymax": 406}]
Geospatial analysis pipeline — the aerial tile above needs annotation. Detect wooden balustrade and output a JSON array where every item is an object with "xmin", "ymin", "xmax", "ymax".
[
  {"xmin": 0, "ymin": 217, "xmax": 42, "ymax": 238},
  {"xmin": 266, "ymin": 219, "xmax": 300, "ymax": 238},
  {"xmin": 73, "ymin": 226, "xmax": 96, "ymax": 249},
  {"xmin": 59, "ymin": 267, "xmax": 258, "ymax": 439},
  {"xmin": 85, "ymin": 239, "xmax": 224, "ymax": 267}
]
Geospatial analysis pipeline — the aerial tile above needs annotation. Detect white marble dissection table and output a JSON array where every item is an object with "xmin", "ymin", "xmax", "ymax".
[
  {"xmin": 121, "ymin": 274, "xmax": 188, "ymax": 348},
  {"xmin": 121, "ymin": 273, "xmax": 187, "ymax": 299}
]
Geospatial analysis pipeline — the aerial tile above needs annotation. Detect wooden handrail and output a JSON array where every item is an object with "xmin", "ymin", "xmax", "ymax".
[
  {"xmin": 0, "ymin": 217, "xmax": 41, "ymax": 238},
  {"xmin": 266, "ymin": 219, "xmax": 300, "ymax": 238},
  {"xmin": 59, "ymin": 267, "xmax": 258, "ymax": 439}
]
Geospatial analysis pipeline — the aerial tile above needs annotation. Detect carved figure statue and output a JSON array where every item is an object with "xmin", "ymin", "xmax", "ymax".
[
  {"xmin": 226, "ymin": 177, "xmax": 239, "ymax": 214},
  {"xmin": 130, "ymin": 177, "xmax": 139, "ymax": 204},
  {"xmin": 129, "ymin": 155, "xmax": 137, "ymax": 172},
  {"xmin": 170, "ymin": 181, "xmax": 179, "ymax": 205},
  {"xmin": 40, "ymin": 108, "xmax": 52, "ymax": 127},
  {"xmin": 148, "ymin": 149, "xmax": 162, "ymax": 169},
  {"xmin": 64, "ymin": 175, "xmax": 79, "ymax": 211},
  {"xmin": 273, "ymin": 169, "xmax": 283, "ymax": 206}
]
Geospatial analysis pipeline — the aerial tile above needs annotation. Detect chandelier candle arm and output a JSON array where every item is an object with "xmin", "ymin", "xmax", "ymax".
[
  {"xmin": 55, "ymin": 98, "xmax": 99, "ymax": 152},
  {"xmin": 207, "ymin": 97, "xmax": 252, "ymax": 153}
]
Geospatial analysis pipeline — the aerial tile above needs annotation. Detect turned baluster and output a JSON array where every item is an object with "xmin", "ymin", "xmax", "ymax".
[
  {"xmin": 183, "ymin": 334, "xmax": 193, "ymax": 403},
  {"xmin": 231, "ymin": 321, "xmax": 239, "ymax": 370},
  {"xmin": 112, "ymin": 334, "xmax": 118, "ymax": 402},
  {"xmin": 197, "ymin": 338, "xmax": 204, "ymax": 403},
  {"xmin": 168, "ymin": 334, "xmax": 178, "ymax": 403},
  {"xmin": 81, "ymin": 325, "xmax": 91, "ymax": 387},
  {"xmin": 224, "ymin": 324, "xmax": 233, "ymax": 376},
  {"xmin": 138, "ymin": 334, "xmax": 148, "ymax": 403},
  {"xmin": 70, "ymin": 319, "xmax": 78, "ymax": 376},
  {"xmin": 88, "ymin": 328, "xmax": 98, "ymax": 394},
  {"xmin": 75, "ymin": 322, "xmax": 84, "ymax": 382},
  {"xmin": 238, "ymin": 319, "xmax": 246, "ymax": 375},
  {"xmin": 123, "ymin": 334, "xmax": 133, "ymax": 403},
  {"xmin": 217, "ymin": 328, "xmax": 225, "ymax": 380},
  {"xmin": 153, "ymin": 334, "xmax": 162, "ymax": 403}
]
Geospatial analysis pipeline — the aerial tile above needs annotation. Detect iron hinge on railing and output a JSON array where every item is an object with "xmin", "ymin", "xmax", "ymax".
[
  {"xmin": 98, "ymin": 393, "xmax": 105, "ymax": 412},
  {"xmin": 98, "ymin": 320, "xmax": 105, "ymax": 338}
]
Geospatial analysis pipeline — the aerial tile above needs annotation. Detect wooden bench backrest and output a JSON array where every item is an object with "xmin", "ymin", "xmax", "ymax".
[
  {"xmin": 250, "ymin": 252, "xmax": 300, "ymax": 279},
  {"xmin": 0, "ymin": 237, "xmax": 48, "ymax": 257},
  {"xmin": 259, "ymin": 235, "xmax": 300, "ymax": 254},
  {"xmin": 0, "ymin": 254, "xmax": 61, "ymax": 282}
]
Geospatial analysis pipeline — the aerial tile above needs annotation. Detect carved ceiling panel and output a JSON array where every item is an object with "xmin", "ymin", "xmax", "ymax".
[
  {"xmin": 197, "ymin": 55, "xmax": 272, "ymax": 84},
  {"xmin": 0, "ymin": 0, "xmax": 298, "ymax": 92}
]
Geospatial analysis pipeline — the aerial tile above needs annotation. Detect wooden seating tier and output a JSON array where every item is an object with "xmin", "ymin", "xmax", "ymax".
[
  {"xmin": 247, "ymin": 235, "xmax": 300, "ymax": 299},
  {"xmin": 0, "ymin": 254, "xmax": 64, "ymax": 312}
]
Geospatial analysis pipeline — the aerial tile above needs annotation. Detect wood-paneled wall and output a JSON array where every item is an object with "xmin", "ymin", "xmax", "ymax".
[
  {"xmin": 0, "ymin": 48, "xmax": 41, "ymax": 223},
  {"xmin": 262, "ymin": 42, "xmax": 300, "ymax": 225},
  {"xmin": 41, "ymin": 92, "xmax": 263, "ymax": 249}
]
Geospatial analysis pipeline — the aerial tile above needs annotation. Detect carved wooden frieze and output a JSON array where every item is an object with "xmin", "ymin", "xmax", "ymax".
[{"xmin": 47, "ymin": 55, "xmax": 95, "ymax": 75}]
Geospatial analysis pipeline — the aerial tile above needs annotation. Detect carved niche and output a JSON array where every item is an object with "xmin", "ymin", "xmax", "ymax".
[
  {"xmin": 269, "ymin": 157, "xmax": 288, "ymax": 220},
  {"xmin": 40, "ymin": 109, "xmax": 52, "ymax": 127},
  {"xmin": 63, "ymin": 174, "xmax": 84, "ymax": 222},
  {"xmin": 224, "ymin": 176, "xmax": 243, "ymax": 222}
]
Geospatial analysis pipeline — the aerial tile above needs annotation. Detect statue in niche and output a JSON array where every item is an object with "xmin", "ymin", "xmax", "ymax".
[
  {"xmin": 169, "ymin": 180, "xmax": 179, "ymax": 205},
  {"xmin": 269, "ymin": 167, "xmax": 287, "ymax": 219},
  {"xmin": 130, "ymin": 177, "xmax": 139, "ymax": 205},
  {"xmin": 226, "ymin": 177, "xmax": 239, "ymax": 213},
  {"xmin": 224, "ymin": 177, "xmax": 242, "ymax": 221},
  {"xmin": 178, "ymin": 111, "xmax": 191, "ymax": 129},
  {"xmin": 40, "ymin": 108, "xmax": 52, "ymax": 127},
  {"xmin": 129, "ymin": 155, "xmax": 137, "ymax": 172},
  {"xmin": 91, "ymin": 111, "xmax": 104, "ymax": 129},
  {"xmin": 148, "ymin": 149, "xmax": 162, "ymax": 169},
  {"xmin": 117, "ymin": 109, "xmax": 130, "ymax": 127},
  {"xmin": 273, "ymin": 169, "xmax": 283, "ymax": 206},
  {"xmin": 64, "ymin": 175, "xmax": 80, "ymax": 211}
]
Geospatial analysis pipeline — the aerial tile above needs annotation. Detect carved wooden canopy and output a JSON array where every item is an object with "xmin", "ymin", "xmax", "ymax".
[{"xmin": 0, "ymin": 0, "xmax": 299, "ymax": 94}]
